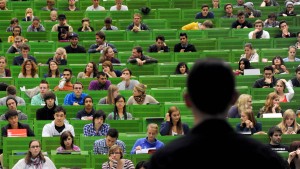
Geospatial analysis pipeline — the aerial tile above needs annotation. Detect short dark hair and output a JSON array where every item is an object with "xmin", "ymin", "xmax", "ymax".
[
  {"xmin": 96, "ymin": 71, "xmax": 108, "ymax": 79},
  {"xmin": 279, "ymin": 20, "xmax": 287, "ymax": 28},
  {"xmin": 133, "ymin": 46, "xmax": 143, "ymax": 54},
  {"xmin": 54, "ymin": 106, "xmax": 66, "ymax": 115},
  {"xmin": 63, "ymin": 68, "xmax": 72, "ymax": 76},
  {"xmin": 43, "ymin": 91, "xmax": 56, "ymax": 101},
  {"xmin": 121, "ymin": 68, "xmax": 132, "ymax": 75},
  {"xmin": 93, "ymin": 110, "xmax": 106, "ymax": 125},
  {"xmin": 6, "ymin": 96, "xmax": 17, "ymax": 107},
  {"xmin": 156, "ymin": 35, "xmax": 165, "ymax": 42},
  {"xmin": 104, "ymin": 17, "xmax": 112, "ymax": 24},
  {"xmin": 224, "ymin": 3, "xmax": 232, "ymax": 10},
  {"xmin": 5, "ymin": 110, "xmax": 18, "ymax": 120},
  {"xmin": 6, "ymin": 85, "xmax": 16, "ymax": 95},
  {"xmin": 295, "ymin": 66, "xmax": 300, "ymax": 73},
  {"xmin": 106, "ymin": 128, "xmax": 119, "ymax": 138},
  {"xmin": 264, "ymin": 65, "xmax": 274, "ymax": 73},
  {"xmin": 73, "ymin": 81, "xmax": 83, "ymax": 89},
  {"xmin": 268, "ymin": 126, "xmax": 282, "ymax": 138},
  {"xmin": 83, "ymin": 95, "xmax": 93, "ymax": 103},
  {"xmin": 187, "ymin": 58, "xmax": 236, "ymax": 114},
  {"xmin": 95, "ymin": 31, "xmax": 106, "ymax": 40},
  {"xmin": 237, "ymin": 10, "xmax": 245, "ymax": 16},
  {"xmin": 21, "ymin": 43, "xmax": 30, "ymax": 51},
  {"xmin": 179, "ymin": 32, "xmax": 187, "ymax": 38}
]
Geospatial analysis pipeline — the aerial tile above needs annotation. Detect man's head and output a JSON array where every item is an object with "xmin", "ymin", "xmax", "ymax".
[
  {"xmin": 93, "ymin": 110, "xmax": 106, "ymax": 126},
  {"xmin": 201, "ymin": 4, "xmax": 209, "ymax": 16},
  {"xmin": 43, "ymin": 91, "xmax": 56, "ymax": 108},
  {"xmin": 69, "ymin": 0, "xmax": 76, "ymax": 6},
  {"xmin": 104, "ymin": 17, "xmax": 113, "ymax": 29},
  {"xmin": 133, "ymin": 13, "xmax": 142, "ymax": 25},
  {"xmin": 73, "ymin": 82, "xmax": 83, "ymax": 98},
  {"xmin": 224, "ymin": 3, "xmax": 233, "ymax": 14},
  {"xmin": 295, "ymin": 66, "xmax": 300, "ymax": 81},
  {"xmin": 96, "ymin": 72, "xmax": 108, "ymax": 85},
  {"xmin": 105, "ymin": 128, "xmax": 119, "ymax": 147},
  {"xmin": 179, "ymin": 32, "xmax": 188, "ymax": 46},
  {"xmin": 95, "ymin": 31, "xmax": 106, "ymax": 45},
  {"xmin": 32, "ymin": 17, "xmax": 40, "ymax": 28},
  {"xmin": 237, "ymin": 10, "xmax": 246, "ymax": 24},
  {"xmin": 84, "ymin": 95, "xmax": 93, "ymax": 109},
  {"xmin": 39, "ymin": 79, "xmax": 50, "ymax": 97},
  {"xmin": 92, "ymin": 0, "xmax": 99, "ymax": 6},
  {"xmin": 5, "ymin": 110, "xmax": 19, "ymax": 126},
  {"xmin": 6, "ymin": 85, "xmax": 17, "ymax": 96},
  {"xmin": 120, "ymin": 68, "xmax": 132, "ymax": 80},
  {"xmin": 200, "ymin": 20, "xmax": 213, "ymax": 30},
  {"xmin": 21, "ymin": 44, "xmax": 30, "ymax": 58},
  {"xmin": 62, "ymin": 68, "xmax": 72, "ymax": 82},
  {"xmin": 132, "ymin": 46, "xmax": 143, "ymax": 58},
  {"xmin": 6, "ymin": 96, "xmax": 17, "ymax": 110},
  {"xmin": 253, "ymin": 19, "xmax": 263, "ymax": 31},
  {"xmin": 58, "ymin": 14, "xmax": 67, "ymax": 25},
  {"xmin": 263, "ymin": 65, "xmax": 274, "ymax": 79},
  {"xmin": 279, "ymin": 20, "xmax": 288, "ymax": 31},
  {"xmin": 155, "ymin": 35, "xmax": 165, "ymax": 48},
  {"xmin": 69, "ymin": 32, "xmax": 79, "ymax": 47},
  {"xmin": 243, "ymin": 2, "xmax": 254, "ymax": 13},
  {"xmin": 14, "ymin": 36, "xmax": 23, "ymax": 48},
  {"xmin": 53, "ymin": 106, "xmax": 66, "ymax": 127},
  {"xmin": 185, "ymin": 58, "xmax": 237, "ymax": 116},
  {"xmin": 268, "ymin": 126, "xmax": 282, "ymax": 145}
]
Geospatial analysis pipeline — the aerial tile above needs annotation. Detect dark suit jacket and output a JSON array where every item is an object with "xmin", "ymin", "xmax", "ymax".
[
  {"xmin": 149, "ymin": 119, "xmax": 289, "ymax": 169},
  {"xmin": 173, "ymin": 43, "xmax": 196, "ymax": 52}
]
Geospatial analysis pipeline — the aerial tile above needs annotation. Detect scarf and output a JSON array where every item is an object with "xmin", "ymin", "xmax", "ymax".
[
  {"xmin": 133, "ymin": 94, "xmax": 146, "ymax": 104},
  {"xmin": 27, "ymin": 157, "xmax": 43, "ymax": 169},
  {"xmin": 256, "ymin": 30, "xmax": 263, "ymax": 39}
]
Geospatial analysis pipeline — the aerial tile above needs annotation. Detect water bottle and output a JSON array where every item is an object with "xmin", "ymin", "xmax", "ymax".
[{"xmin": 58, "ymin": 78, "xmax": 66, "ymax": 89}]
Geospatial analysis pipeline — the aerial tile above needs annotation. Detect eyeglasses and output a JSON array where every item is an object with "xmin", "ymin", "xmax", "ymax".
[
  {"xmin": 30, "ymin": 145, "xmax": 40, "ymax": 149},
  {"xmin": 74, "ymin": 87, "xmax": 82, "ymax": 90}
]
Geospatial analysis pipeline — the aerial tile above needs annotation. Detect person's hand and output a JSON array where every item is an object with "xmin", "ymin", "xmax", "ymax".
[
  {"xmin": 180, "ymin": 49, "xmax": 185, "ymax": 52},
  {"xmin": 243, "ymin": 26, "xmax": 248, "ymax": 29},
  {"xmin": 272, "ymin": 103, "xmax": 279, "ymax": 112},
  {"xmin": 236, "ymin": 25, "xmax": 241, "ymax": 29},
  {"xmin": 165, "ymin": 113, "xmax": 170, "ymax": 121},
  {"xmin": 281, "ymin": 65, "xmax": 287, "ymax": 71},
  {"xmin": 280, "ymin": 79, "xmax": 287, "ymax": 83},
  {"xmin": 73, "ymin": 102, "xmax": 79, "ymax": 106},
  {"xmin": 136, "ymin": 58, "xmax": 144, "ymax": 66},
  {"xmin": 249, "ymin": 12, "xmax": 255, "ymax": 18},
  {"xmin": 96, "ymin": 45, "xmax": 104, "ymax": 51},
  {"xmin": 264, "ymin": 78, "xmax": 272, "ymax": 84},
  {"xmin": 135, "ymin": 146, "xmax": 142, "ymax": 151},
  {"xmin": 282, "ymin": 27, "xmax": 289, "ymax": 35},
  {"xmin": 132, "ymin": 26, "xmax": 139, "ymax": 32}
]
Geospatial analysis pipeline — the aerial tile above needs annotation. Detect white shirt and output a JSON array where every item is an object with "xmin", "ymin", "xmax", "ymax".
[
  {"xmin": 110, "ymin": 5, "xmax": 128, "ymax": 11},
  {"xmin": 86, "ymin": 5, "xmax": 105, "ymax": 11},
  {"xmin": 248, "ymin": 30, "xmax": 270, "ymax": 39}
]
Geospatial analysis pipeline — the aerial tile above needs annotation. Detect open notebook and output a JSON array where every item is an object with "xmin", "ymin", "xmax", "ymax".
[
  {"xmin": 262, "ymin": 113, "xmax": 282, "ymax": 118},
  {"xmin": 7, "ymin": 129, "xmax": 27, "ymax": 137},
  {"xmin": 244, "ymin": 69, "xmax": 261, "ymax": 75}
]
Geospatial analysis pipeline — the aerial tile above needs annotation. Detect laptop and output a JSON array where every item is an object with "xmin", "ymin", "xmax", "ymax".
[
  {"xmin": 243, "ymin": 69, "xmax": 261, "ymax": 75},
  {"xmin": 7, "ymin": 129, "xmax": 27, "ymax": 137},
  {"xmin": 262, "ymin": 113, "xmax": 282, "ymax": 118}
]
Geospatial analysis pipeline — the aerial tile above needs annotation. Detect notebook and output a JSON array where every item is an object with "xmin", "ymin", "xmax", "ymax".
[
  {"xmin": 243, "ymin": 69, "xmax": 261, "ymax": 75},
  {"xmin": 7, "ymin": 129, "xmax": 27, "ymax": 137},
  {"xmin": 262, "ymin": 113, "xmax": 282, "ymax": 118}
]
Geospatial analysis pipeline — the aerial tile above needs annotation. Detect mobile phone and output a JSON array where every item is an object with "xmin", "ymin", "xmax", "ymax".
[{"xmin": 288, "ymin": 127, "xmax": 293, "ymax": 132}]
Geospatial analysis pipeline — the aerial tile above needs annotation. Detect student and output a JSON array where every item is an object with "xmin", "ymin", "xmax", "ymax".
[
  {"xmin": 83, "ymin": 110, "xmax": 110, "ymax": 136},
  {"xmin": 148, "ymin": 58, "xmax": 289, "ymax": 169},
  {"xmin": 56, "ymin": 130, "xmax": 81, "ymax": 152},
  {"xmin": 102, "ymin": 145, "xmax": 134, "ymax": 169},
  {"xmin": 267, "ymin": 126, "xmax": 289, "ymax": 152}
]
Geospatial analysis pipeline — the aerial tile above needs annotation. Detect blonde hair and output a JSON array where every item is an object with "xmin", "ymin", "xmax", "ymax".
[
  {"xmin": 236, "ymin": 94, "xmax": 252, "ymax": 113},
  {"xmin": 24, "ymin": 8, "xmax": 33, "ymax": 18},
  {"xmin": 147, "ymin": 123, "xmax": 158, "ymax": 134},
  {"xmin": 277, "ymin": 109, "xmax": 299, "ymax": 133},
  {"xmin": 54, "ymin": 47, "xmax": 67, "ymax": 59},
  {"xmin": 106, "ymin": 84, "xmax": 119, "ymax": 104},
  {"xmin": 134, "ymin": 83, "xmax": 147, "ymax": 94}
]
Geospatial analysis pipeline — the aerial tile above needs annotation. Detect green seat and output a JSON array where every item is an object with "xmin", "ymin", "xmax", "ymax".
[
  {"xmin": 84, "ymin": 90, "xmax": 108, "ymax": 103},
  {"xmin": 157, "ymin": 8, "xmax": 182, "ymax": 20},
  {"xmin": 79, "ymin": 134, "xmax": 104, "ymax": 151},
  {"xmin": 127, "ymin": 63, "xmax": 158, "ymax": 76},
  {"xmin": 231, "ymin": 49, "xmax": 246, "ymax": 63},
  {"xmin": 24, "ymin": 32, "xmax": 50, "ymax": 42},
  {"xmin": 103, "ymin": 30, "xmax": 127, "ymax": 41},
  {"xmin": 156, "ymin": 62, "xmax": 177, "ymax": 75},
  {"xmin": 126, "ymin": 31, "xmax": 152, "ymax": 41},
  {"xmin": 190, "ymin": 38, "xmax": 217, "ymax": 51},
  {"xmin": 63, "ymin": 11, "xmax": 85, "ymax": 21},
  {"xmin": 125, "ymin": 0, "xmax": 149, "ymax": 10},
  {"xmin": 217, "ymin": 37, "xmax": 245, "ymax": 50},
  {"xmin": 79, "ymin": 1, "xmax": 93, "ymax": 10},
  {"xmin": 280, "ymin": 102, "xmax": 300, "ymax": 112},
  {"xmin": 0, "ymin": 11, "xmax": 14, "ymax": 21},
  {"xmin": 36, "ymin": 11, "xmax": 51, "ymax": 21},
  {"xmin": 181, "ymin": 9, "xmax": 200, "ymax": 20},
  {"xmin": 203, "ymin": 28, "xmax": 231, "ymax": 38},
  {"xmin": 148, "ymin": 0, "xmax": 173, "ymax": 9},
  {"xmin": 116, "ymin": 51, "xmax": 132, "ymax": 63},
  {"xmin": 152, "ymin": 29, "xmax": 177, "ymax": 41},
  {"xmin": 138, "ymin": 75, "xmax": 169, "ymax": 88},
  {"xmin": 106, "ymin": 118, "xmax": 144, "ymax": 132},
  {"xmin": 69, "ymin": 119, "xmax": 91, "ymax": 136},
  {"xmin": 164, "ymin": 39, "xmax": 180, "ymax": 52},
  {"xmin": 128, "ymin": 104, "xmax": 164, "ymax": 118},
  {"xmin": 67, "ymin": 53, "xmax": 89, "ymax": 64},
  {"xmin": 8, "ymin": 65, "xmax": 21, "ymax": 78},
  {"xmin": 10, "ymin": 1, "xmax": 33, "ymax": 10},
  {"xmin": 149, "ymin": 87, "xmax": 183, "ymax": 102},
  {"xmin": 91, "ymin": 154, "xmax": 111, "ymax": 169},
  {"xmin": 273, "ymin": 38, "xmax": 297, "ymax": 48},
  {"xmin": 84, "ymin": 11, "xmax": 108, "ymax": 21},
  {"xmin": 118, "ymin": 133, "xmax": 147, "ymax": 151},
  {"xmin": 236, "ymin": 86, "xmax": 251, "ymax": 95},
  {"xmin": 33, "ymin": 119, "xmax": 52, "ymax": 137},
  {"xmin": 135, "ymin": 40, "xmax": 155, "ymax": 52},
  {"xmin": 231, "ymin": 28, "xmax": 251, "ymax": 38},
  {"xmin": 164, "ymin": 101, "xmax": 192, "ymax": 116},
  {"xmin": 26, "ymin": 105, "xmax": 43, "ymax": 120},
  {"xmin": 169, "ymin": 75, "xmax": 187, "ymax": 88},
  {"xmin": 180, "ymin": 115, "xmax": 194, "ymax": 128},
  {"xmin": 216, "ymin": 18, "xmax": 236, "ymax": 28},
  {"xmin": 14, "ymin": 78, "xmax": 43, "ymax": 89},
  {"xmin": 235, "ymin": 75, "xmax": 262, "ymax": 87},
  {"xmin": 244, "ymin": 38, "xmax": 273, "ymax": 49},
  {"xmin": 54, "ymin": 91, "xmax": 72, "ymax": 105},
  {"xmin": 76, "ymin": 77, "xmax": 96, "ymax": 90},
  {"xmin": 109, "ymin": 10, "xmax": 134, "ymax": 20},
  {"xmin": 77, "ymin": 32, "xmax": 97, "ymax": 41},
  {"xmin": 117, "ymin": 19, "xmax": 132, "ymax": 30},
  {"xmin": 256, "ymin": 118, "xmax": 283, "ymax": 132},
  {"xmin": 95, "ymin": 104, "xmax": 115, "ymax": 114},
  {"xmin": 211, "ymin": 8, "xmax": 226, "ymax": 17},
  {"xmin": 130, "ymin": 154, "xmax": 152, "ymax": 166},
  {"xmin": 257, "ymin": 6, "xmax": 280, "ymax": 17},
  {"xmin": 174, "ymin": 52, "xmax": 202, "ymax": 63},
  {"xmin": 143, "ymin": 19, "xmax": 169, "ymax": 29},
  {"xmin": 172, "ymin": 0, "xmax": 197, "ymax": 8},
  {"xmin": 0, "ymin": 77, "xmax": 14, "ymax": 86},
  {"xmin": 41, "ymin": 137, "xmax": 61, "ymax": 154},
  {"xmin": 110, "ymin": 41, "xmax": 135, "ymax": 52},
  {"xmin": 167, "ymin": 19, "xmax": 193, "ymax": 30},
  {"xmin": 143, "ymin": 52, "xmax": 175, "ymax": 63},
  {"xmin": 64, "ymin": 105, "xmax": 85, "ymax": 120},
  {"xmin": 202, "ymin": 49, "xmax": 232, "ymax": 62},
  {"xmin": 277, "ymin": 16, "xmax": 296, "ymax": 27},
  {"xmin": 177, "ymin": 30, "xmax": 206, "ymax": 39},
  {"xmin": 259, "ymin": 48, "xmax": 288, "ymax": 62},
  {"xmin": 28, "ymin": 41, "xmax": 56, "ymax": 53},
  {"xmin": 134, "ymin": 8, "xmax": 157, "ymax": 19},
  {"xmin": 50, "ymin": 151, "xmax": 91, "ymax": 168}
]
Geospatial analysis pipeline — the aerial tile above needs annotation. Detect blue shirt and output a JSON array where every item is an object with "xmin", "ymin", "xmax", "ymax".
[
  {"xmin": 283, "ymin": 57, "xmax": 300, "ymax": 62},
  {"xmin": 13, "ymin": 55, "xmax": 37, "ymax": 66},
  {"xmin": 195, "ymin": 12, "xmax": 214, "ymax": 19},
  {"xmin": 63, "ymin": 92, "xmax": 88, "ymax": 105},
  {"xmin": 83, "ymin": 123, "xmax": 110, "ymax": 136},
  {"xmin": 130, "ymin": 137, "xmax": 164, "ymax": 154}
]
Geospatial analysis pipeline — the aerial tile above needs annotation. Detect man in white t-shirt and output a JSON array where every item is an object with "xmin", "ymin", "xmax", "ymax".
[
  {"xmin": 86, "ymin": 0, "xmax": 105, "ymax": 11},
  {"xmin": 110, "ymin": 0, "xmax": 128, "ymax": 11}
]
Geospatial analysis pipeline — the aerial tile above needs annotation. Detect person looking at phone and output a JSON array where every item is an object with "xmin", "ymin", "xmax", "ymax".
[
  {"xmin": 288, "ymin": 141, "xmax": 300, "ymax": 169},
  {"xmin": 253, "ymin": 65, "xmax": 279, "ymax": 88},
  {"xmin": 277, "ymin": 109, "xmax": 300, "ymax": 134},
  {"xmin": 267, "ymin": 126, "xmax": 289, "ymax": 152}
]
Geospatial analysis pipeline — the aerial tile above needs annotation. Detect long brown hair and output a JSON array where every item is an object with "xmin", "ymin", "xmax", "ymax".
[
  {"xmin": 25, "ymin": 140, "xmax": 46, "ymax": 164},
  {"xmin": 21, "ymin": 59, "xmax": 38, "ymax": 77},
  {"xmin": 168, "ymin": 106, "xmax": 183, "ymax": 135}
]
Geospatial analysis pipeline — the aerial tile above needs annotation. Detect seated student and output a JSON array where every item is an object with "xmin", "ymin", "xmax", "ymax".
[
  {"xmin": 83, "ymin": 110, "xmax": 110, "ymax": 136},
  {"xmin": 6, "ymin": 18, "xmax": 19, "ymax": 32},
  {"xmin": 101, "ymin": 17, "xmax": 119, "ymax": 30},
  {"xmin": 102, "ymin": 61, "xmax": 121, "ymax": 78},
  {"xmin": 277, "ymin": 109, "xmax": 300, "ymax": 134},
  {"xmin": 127, "ymin": 46, "xmax": 158, "ymax": 65},
  {"xmin": 234, "ymin": 58, "xmax": 254, "ymax": 75},
  {"xmin": 131, "ymin": 123, "xmax": 164, "ymax": 154},
  {"xmin": 0, "ymin": 85, "xmax": 26, "ymax": 106},
  {"xmin": 236, "ymin": 109, "xmax": 262, "ymax": 135},
  {"xmin": 42, "ymin": 106, "xmax": 75, "ymax": 137},
  {"xmin": 107, "ymin": 95, "xmax": 133, "ymax": 120},
  {"xmin": 283, "ymin": 46, "xmax": 300, "ymax": 62},
  {"xmin": 248, "ymin": 19, "xmax": 270, "ymax": 39},
  {"xmin": 110, "ymin": 0, "xmax": 128, "ymax": 11},
  {"xmin": 46, "ymin": 47, "xmax": 67, "ymax": 65},
  {"xmin": 264, "ymin": 12, "xmax": 279, "ymax": 28},
  {"xmin": 267, "ymin": 126, "xmax": 289, "ymax": 152},
  {"xmin": 11, "ymin": 140, "xmax": 56, "ymax": 169},
  {"xmin": 288, "ymin": 67, "xmax": 300, "ymax": 87},
  {"xmin": 94, "ymin": 128, "xmax": 126, "ymax": 154},
  {"xmin": 78, "ymin": 18, "xmax": 94, "ymax": 32},
  {"xmin": 174, "ymin": 62, "xmax": 189, "ymax": 75},
  {"xmin": 243, "ymin": 2, "xmax": 261, "ymax": 18},
  {"xmin": 63, "ymin": 82, "xmax": 88, "ymax": 106},
  {"xmin": 36, "ymin": 91, "xmax": 57, "ymax": 120},
  {"xmin": 31, "ymin": 80, "xmax": 58, "ymax": 105},
  {"xmin": 99, "ymin": 46, "xmax": 121, "ymax": 64},
  {"xmin": 98, "ymin": 85, "xmax": 120, "ymax": 105},
  {"xmin": 56, "ymin": 130, "xmax": 81, "ymax": 152},
  {"xmin": 127, "ymin": 83, "xmax": 159, "ymax": 105},
  {"xmin": 88, "ymin": 72, "xmax": 112, "ymax": 91},
  {"xmin": 117, "ymin": 68, "xmax": 140, "ymax": 90},
  {"xmin": 76, "ymin": 95, "xmax": 96, "ymax": 120},
  {"xmin": 44, "ymin": 60, "xmax": 62, "ymax": 78},
  {"xmin": 148, "ymin": 35, "xmax": 170, "ymax": 53},
  {"xmin": 275, "ymin": 20, "xmax": 296, "ymax": 38},
  {"xmin": 0, "ymin": 56, "xmax": 11, "ymax": 77},
  {"xmin": 279, "ymin": 2, "xmax": 297, "ymax": 16},
  {"xmin": 102, "ymin": 145, "xmax": 134, "ymax": 169},
  {"xmin": 174, "ymin": 32, "xmax": 197, "ymax": 52},
  {"xmin": 0, "ymin": 97, "xmax": 27, "ymax": 120},
  {"xmin": 41, "ymin": 0, "xmax": 57, "ymax": 11},
  {"xmin": 258, "ymin": 92, "xmax": 284, "ymax": 118},
  {"xmin": 272, "ymin": 56, "xmax": 289, "ymax": 74},
  {"xmin": 253, "ymin": 66, "xmax": 278, "ymax": 88},
  {"xmin": 222, "ymin": 3, "xmax": 237, "ymax": 18},
  {"xmin": 77, "ymin": 61, "xmax": 98, "ymax": 79},
  {"xmin": 7, "ymin": 35, "xmax": 23, "ymax": 54},
  {"xmin": 160, "ymin": 106, "xmax": 189, "ymax": 136},
  {"xmin": 274, "ymin": 79, "xmax": 294, "ymax": 103},
  {"xmin": 228, "ymin": 94, "xmax": 253, "ymax": 118},
  {"xmin": 195, "ymin": 4, "xmax": 214, "ymax": 19},
  {"xmin": 231, "ymin": 10, "xmax": 253, "ymax": 29},
  {"xmin": 22, "ymin": 8, "xmax": 35, "ymax": 22},
  {"xmin": 26, "ymin": 17, "xmax": 46, "ymax": 32},
  {"xmin": 181, "ymin": 20, "xmax": 213, "ymax": 30},
  {"xmin": 288, "ymin": 141, "xmax": 300, "ymax": 168},
  {"xmin": 18, "ymin": 59, "xmax": 39, "ymax": 78}
]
